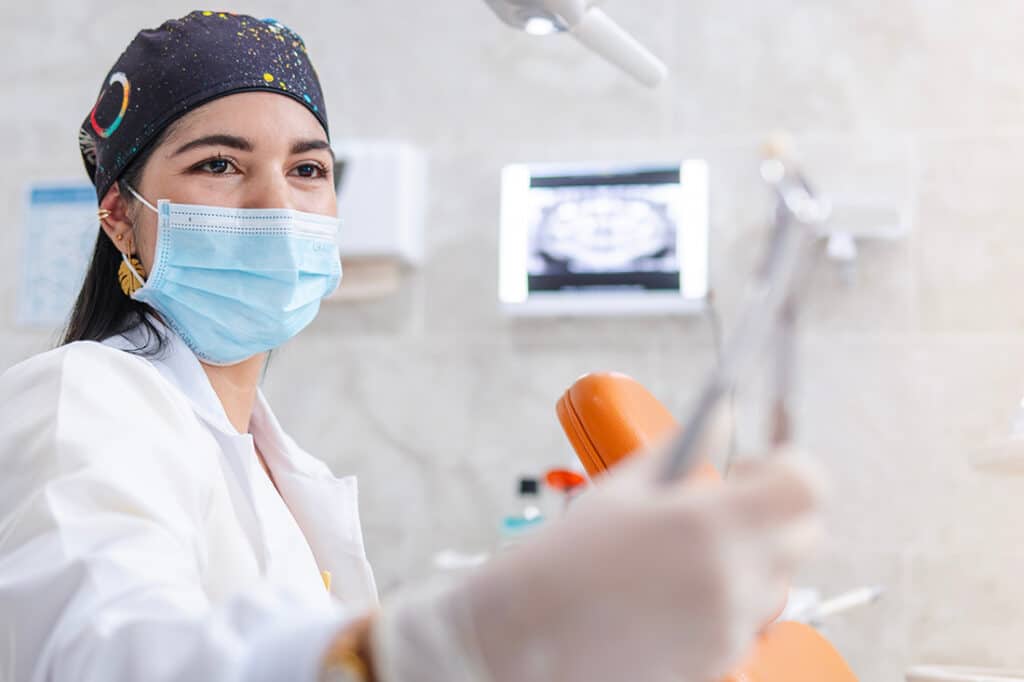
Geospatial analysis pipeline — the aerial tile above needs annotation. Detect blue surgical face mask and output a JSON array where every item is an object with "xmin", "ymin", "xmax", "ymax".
[{"xmin": 123, "ymin": 184, "xmax": 342, "ymax": 366}]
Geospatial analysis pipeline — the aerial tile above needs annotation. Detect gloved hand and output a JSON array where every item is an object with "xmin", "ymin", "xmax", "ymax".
[{"xmin": 372, "ymin": 444, "xmax": 825, "ymax": 682}]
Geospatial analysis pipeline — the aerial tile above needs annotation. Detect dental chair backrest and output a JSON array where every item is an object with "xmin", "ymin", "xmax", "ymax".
[
  {"xmin": 556, "ymin": 371, "xmax": 721, "ymax": 482},
  {"xmin": 556, "ymin": 371, "xmax": 859, "ymax": 682}
]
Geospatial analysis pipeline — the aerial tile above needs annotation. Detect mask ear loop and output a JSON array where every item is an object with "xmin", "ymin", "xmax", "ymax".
[{"xmin": 123, "ymin": 182, "xmax": 159, "ymax": 214}]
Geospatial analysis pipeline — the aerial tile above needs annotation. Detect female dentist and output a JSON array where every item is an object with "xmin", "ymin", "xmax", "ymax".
[{"xmin": 0, "ymin": 11, "xmax": 824, "ymax": 682}]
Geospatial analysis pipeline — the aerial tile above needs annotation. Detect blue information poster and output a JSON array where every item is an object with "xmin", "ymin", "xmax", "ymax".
[{"xmin": 18, "ymin": 182, "xmax": 99, "ymax": 328}]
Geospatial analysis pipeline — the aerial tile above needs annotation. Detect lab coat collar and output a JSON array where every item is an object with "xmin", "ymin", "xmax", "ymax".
[
  {"xmin": 102, "ymin": 318, "xmax": 379, "ymax": 610},
  {"xmin": 117, "ymin": 318, "xmax": 239, "ymax": 436},
  {"xmin": 104, "ymin": 316, "xmax": 294, "ymax": 458}
]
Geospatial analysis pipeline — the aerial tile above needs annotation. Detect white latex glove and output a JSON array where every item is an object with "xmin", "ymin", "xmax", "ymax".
[{"xmin": 372, "ymin": 445, "xmax": 825, "ymax": 682}]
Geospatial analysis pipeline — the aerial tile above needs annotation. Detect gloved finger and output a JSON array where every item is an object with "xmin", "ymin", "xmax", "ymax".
[
  {"xmin": 754, "ymin": 576, "xmax": 795, "ymax": 625},
  {"xmin": 722, "ymin": 521, "xmax": 821, "ymax": 627},
  {"xmin": 723, "ymin": 455, "xmax": 766, "ymax": 479},
  {"xmin": 713, "ymin": 568, "xmax": 789, "ymax": 656},
  {"xmin": 748, "ymin": 515, "xmax": 824, "ymax": 578},
  {"xmin": 644, "ymin": 402, "xmax": 734, "ymax": 484},
  {"xmin": 716, "ymin": 452, "xmax": 827, "ymax": 531}
]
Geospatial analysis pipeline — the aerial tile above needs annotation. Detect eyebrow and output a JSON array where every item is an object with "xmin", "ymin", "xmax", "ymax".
[
  {"xmin": 291, "ymin": 139, "xmax": 333, "ymax": 158},
  {"xmin": 172, "ymin": 134, "xmax": 335, "ymax": 162},
  {"xmin": 172, "ymin": 134, "xmax": 252, "ymax": 156}
]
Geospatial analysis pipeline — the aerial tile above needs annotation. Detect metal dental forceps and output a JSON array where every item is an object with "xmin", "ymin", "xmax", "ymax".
[{"xmin": 659, "ymin": 143, "xmax": 831, "ymax": 483}]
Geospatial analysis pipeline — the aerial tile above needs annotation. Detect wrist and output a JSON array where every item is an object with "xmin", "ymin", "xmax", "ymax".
[
  {"xmin": 320, "ymin": 612, "xmax": 379, "ymax": 682},
  {"xmin": 371, "ymin": 576, "xmax": 499, "ymax": 682}
]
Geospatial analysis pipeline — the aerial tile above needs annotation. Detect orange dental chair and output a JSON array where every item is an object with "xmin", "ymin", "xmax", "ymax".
[{"xmin": 556, "ymin": 372, "xmax": 858, "ymax": 682}]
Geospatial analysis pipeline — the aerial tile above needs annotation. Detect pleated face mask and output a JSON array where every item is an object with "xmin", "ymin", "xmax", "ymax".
[{"xmin": 124, "ymin": 184, "xmax": 342, "ymax": 365}]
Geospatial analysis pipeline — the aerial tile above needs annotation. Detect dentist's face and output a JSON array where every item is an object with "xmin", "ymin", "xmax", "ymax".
[{"xmin": 98, "ymin": 91, "xmax": 337, "ymax": 278}]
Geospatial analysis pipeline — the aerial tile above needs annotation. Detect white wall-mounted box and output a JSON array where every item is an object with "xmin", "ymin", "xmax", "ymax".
[
  {"xmin": 332, "ymin": 139, "xmax": 426, "ymax": 265},
  {"xmin": 328, "ymin": 140, "xmax": 426, "ymax": 301}
]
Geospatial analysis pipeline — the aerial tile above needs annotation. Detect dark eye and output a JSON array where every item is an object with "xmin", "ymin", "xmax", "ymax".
[
  {"xmin": 200, "ymin": 158, "xmax": 232, "ymax": 174},
  {"xmin": 293, "ymin": 162, "xmax": 327, "ymax": 179},
  {"xmin": 192, "ymin": 155, "xmax": 235, "ymax": 174}
]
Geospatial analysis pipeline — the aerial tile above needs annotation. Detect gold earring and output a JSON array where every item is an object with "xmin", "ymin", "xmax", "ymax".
[
  {"xmin": 97, "ymin": 208, "xmax": 111, "ymax": 222},
  {"xmin": 118, "ymin": 252, "xmax": 147, "ymax": 296}
]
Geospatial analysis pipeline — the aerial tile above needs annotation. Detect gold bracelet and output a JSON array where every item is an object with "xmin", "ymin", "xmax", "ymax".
[{"xmin": 320, "ymin": 613, "xmax": 377, "ymax": 682}]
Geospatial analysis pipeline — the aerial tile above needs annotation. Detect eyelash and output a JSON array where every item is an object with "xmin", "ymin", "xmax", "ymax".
[
  {"xmin": 292, "ymin": 161, "xmax": 330, "ymax": 179},
  {"xmin": 189, "ymin": 156, "xmax": 331, "ymax": 180},
  {"xmin": 191, "ymin": 155, "xmax": 237, "ymax": 175}
]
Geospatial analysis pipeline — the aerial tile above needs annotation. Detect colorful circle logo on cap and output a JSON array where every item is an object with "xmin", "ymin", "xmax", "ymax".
[{"xmin": 89, "ymin": 72, "xmax": 131, "ymax": 139}]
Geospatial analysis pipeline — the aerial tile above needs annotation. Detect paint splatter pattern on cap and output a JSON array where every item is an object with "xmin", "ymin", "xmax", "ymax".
[{"xmin": 79, "ymin": 10, "xmax": 328, "ymax": 199}]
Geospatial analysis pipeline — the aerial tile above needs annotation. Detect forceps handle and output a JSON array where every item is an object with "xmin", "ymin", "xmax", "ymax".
[
  {"xmin": 657, "ymin": 153, "xmax": 822, "ymax": 484},
  {"xmin": 657, "ymin": 272, "xmax": 788, "ymax": 483},
  {"xmin": 770, "ymin": 295, "xmax": 797, "ymax": 448}
]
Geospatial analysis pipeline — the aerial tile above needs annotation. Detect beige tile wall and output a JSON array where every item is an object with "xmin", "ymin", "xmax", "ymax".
[{"xmin": 5, "ymin": 1, "xmax": 1024, "ymax": 679}]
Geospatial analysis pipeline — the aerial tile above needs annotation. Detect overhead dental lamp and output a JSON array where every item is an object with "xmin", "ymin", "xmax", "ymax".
[{"xmin": 482, "ymin": 0, "xmax": 668, "ymax": 87}]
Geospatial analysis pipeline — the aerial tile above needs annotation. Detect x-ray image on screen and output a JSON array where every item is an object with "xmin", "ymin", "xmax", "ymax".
[
  {"xmin": 526, "ymin": 174, "xmax": 681, "ymax": 293},
  {"xmin": 499, "ymin": 161, "xmax": 708, "ymax": 315}
]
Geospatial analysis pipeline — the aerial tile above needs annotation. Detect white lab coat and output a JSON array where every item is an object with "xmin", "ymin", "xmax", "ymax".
[{"xmin": 0, "ymin": 320, "xmax": 378, "ymax": 682}]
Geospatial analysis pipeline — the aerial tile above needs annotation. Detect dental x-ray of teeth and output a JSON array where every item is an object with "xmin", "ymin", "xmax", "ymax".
[{"xmin": 526, "ymin": 167, "xmax": 681, "ymax": 292}]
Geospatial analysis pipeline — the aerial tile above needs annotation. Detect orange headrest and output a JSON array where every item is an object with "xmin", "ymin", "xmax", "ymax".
[
  {"xmin": 725, "ymin": 621, "xmax": 858, "ymax": 682},
  {"xmin": 556, "ymin": 372, "xmax": 719, "ymax": 482}
]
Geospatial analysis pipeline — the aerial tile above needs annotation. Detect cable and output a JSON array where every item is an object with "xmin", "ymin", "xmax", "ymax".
[{"xmin": 701, "ymin": 292, "xmax": 740, "ymax": 476}]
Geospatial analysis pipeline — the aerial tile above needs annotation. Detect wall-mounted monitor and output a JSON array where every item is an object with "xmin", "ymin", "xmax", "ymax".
[{"xmin": 499, "ymin": 160, "xmax": 709, "ymax": 315}]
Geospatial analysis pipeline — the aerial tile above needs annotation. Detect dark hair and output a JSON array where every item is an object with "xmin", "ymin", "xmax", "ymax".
[{"xmin": 60, "ymin": 124, "xmax": 178, "ymax": 355}]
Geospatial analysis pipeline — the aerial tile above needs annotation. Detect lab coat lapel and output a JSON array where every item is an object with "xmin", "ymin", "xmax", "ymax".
[
  {"xmin": 250, "ymin": 391, "xmax": 379, "ymax": 612},
  {"xmin": 104, "ymin": 319, "xmax": 240, "ymax": 435},
  {"xmin": 104, "ymin": 321, "xmax": 378, "ymax": 610},
  {"xmin": 103, "ymin": 324, "xmax": 272, "ymax": 569},
  {"xmin": 137, "ymin": 338, "xmax": 269, "ymax": 550}
]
